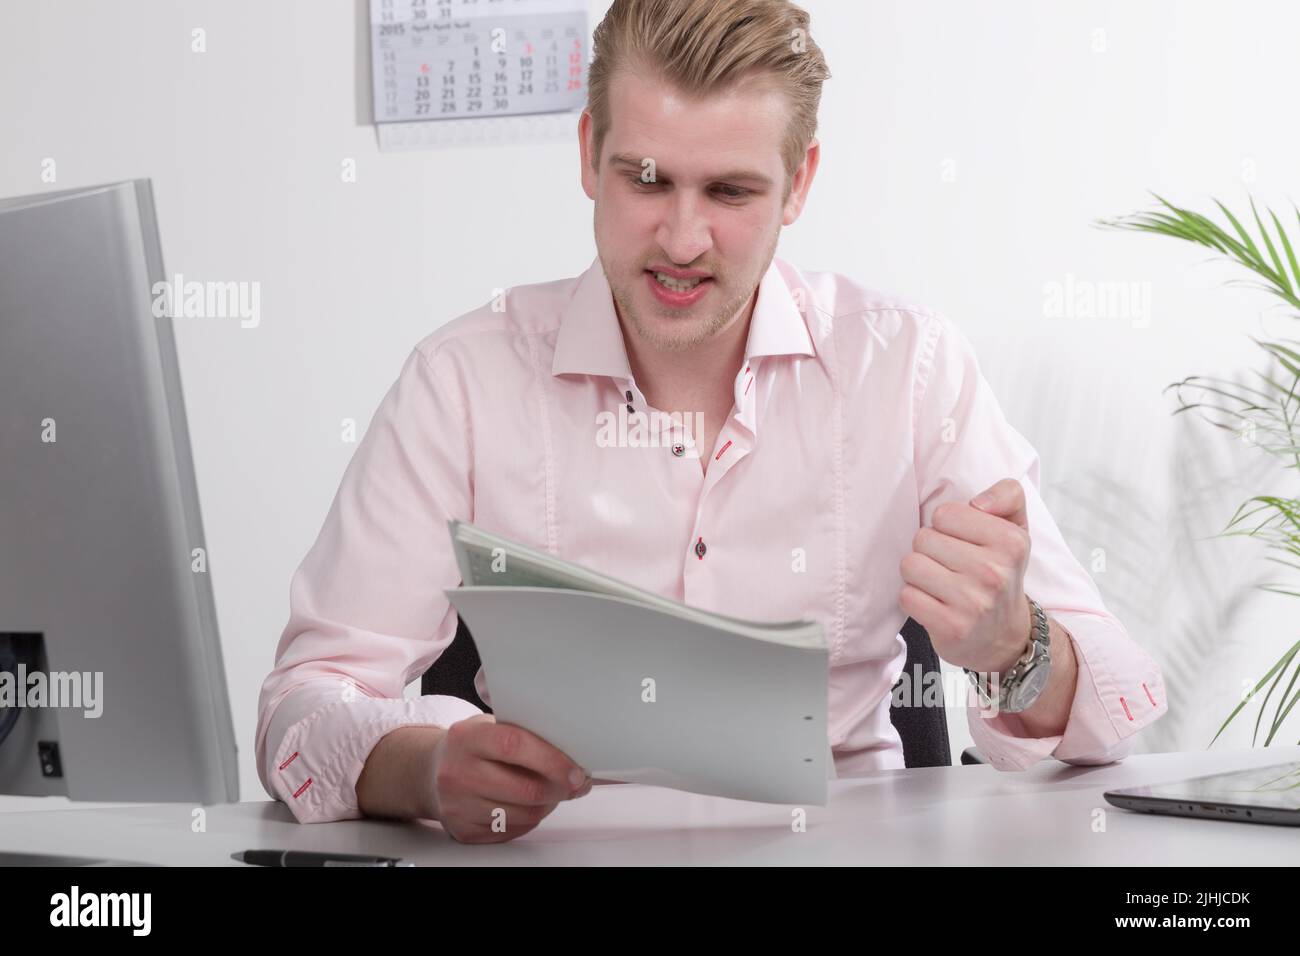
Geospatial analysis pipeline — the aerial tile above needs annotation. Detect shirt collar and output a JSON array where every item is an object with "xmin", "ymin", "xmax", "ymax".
[{"xmin": 551, "ymin": 255, "xmax": 816, "ymax": 381}]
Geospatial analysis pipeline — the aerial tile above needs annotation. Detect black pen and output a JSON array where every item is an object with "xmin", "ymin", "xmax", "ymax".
[{"xmin": 232, "ymin": 849, "xmax": 414, "ymax": 867}]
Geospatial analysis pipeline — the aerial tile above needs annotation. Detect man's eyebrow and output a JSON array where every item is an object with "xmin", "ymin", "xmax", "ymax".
[{"xmin": 608, "ymin": 153, "xmax": 774, "ymax": 188}]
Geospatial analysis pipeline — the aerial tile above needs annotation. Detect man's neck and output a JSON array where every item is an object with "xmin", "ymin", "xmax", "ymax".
[{"xmin": 621, "ymin": 292, "xmax": 756, "ymax": 414}]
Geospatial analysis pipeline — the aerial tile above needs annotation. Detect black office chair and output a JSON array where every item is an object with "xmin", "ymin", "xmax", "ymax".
[{"xmin": 421, "ymin": 615, "xmax": 984, "ymax": 768}]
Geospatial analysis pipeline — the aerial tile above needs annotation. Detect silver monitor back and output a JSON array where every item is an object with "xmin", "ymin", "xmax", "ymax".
[{"xmin": 0, "ymin": 180, "xmax": 238, "ymax": 804}]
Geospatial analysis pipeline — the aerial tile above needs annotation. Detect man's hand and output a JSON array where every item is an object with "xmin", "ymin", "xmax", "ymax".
[
  {"xmin": 899, "ymin": 477, "xmax": 1034, "ymax": 675},
  {"xmin": 428, "ymin": 714, "xmax": 592, "ymax": 844}
]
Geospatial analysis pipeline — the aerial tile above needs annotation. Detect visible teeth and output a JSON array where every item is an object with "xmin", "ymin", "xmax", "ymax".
[{"xmin": 654, "ymin": 272, "xmax": 704, "ymax": 292}]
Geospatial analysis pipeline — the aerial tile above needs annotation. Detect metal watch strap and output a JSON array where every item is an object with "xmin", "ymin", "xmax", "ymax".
[{"xmin": 963, "ymin": 596, "xmax": 1050, "ymax": 711}]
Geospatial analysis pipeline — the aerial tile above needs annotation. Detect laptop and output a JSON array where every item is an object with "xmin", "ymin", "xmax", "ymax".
[{"xmin": 1104, "ymin": 760, "xmax": 1300, "ymax": 826}]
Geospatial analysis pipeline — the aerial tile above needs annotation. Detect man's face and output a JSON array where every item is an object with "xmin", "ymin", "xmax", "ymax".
[{"xmin": 580, "ymin": 69, "xmax": 816, "ymax": 353}]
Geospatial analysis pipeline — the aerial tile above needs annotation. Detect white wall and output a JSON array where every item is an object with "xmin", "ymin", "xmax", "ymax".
[{"xmin": 1, "ymin": 0, "xmax": 1296, "ymax": 805}]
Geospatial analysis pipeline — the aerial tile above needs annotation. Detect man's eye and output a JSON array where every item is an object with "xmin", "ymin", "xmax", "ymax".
[{"xmin": 624, "ymin": 175, "xmax": 748, "ymax": 200}]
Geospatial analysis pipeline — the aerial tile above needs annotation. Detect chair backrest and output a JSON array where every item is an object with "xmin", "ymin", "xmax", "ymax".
[
  {"xmin": 891, "ymin": 616, "xmax": 953, "ymax": 768},
  {"xmin": 422, "ymin": 615, "xmax": 953, "ymax": 768}
]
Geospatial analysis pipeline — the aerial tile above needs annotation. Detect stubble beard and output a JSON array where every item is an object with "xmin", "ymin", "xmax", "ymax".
[{"xmin": 603, "ymin": 228, "xmax": 779, "ymax": 354}]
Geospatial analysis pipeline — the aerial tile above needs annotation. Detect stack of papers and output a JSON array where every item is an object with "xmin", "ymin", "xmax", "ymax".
[{"xmin": 444, "ymin": 520, "xmax": 832, "ymax": 805}]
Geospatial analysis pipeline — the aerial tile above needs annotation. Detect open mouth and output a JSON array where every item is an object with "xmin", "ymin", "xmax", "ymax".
[
  {"xmin": 644, "ymin": 269, "xmax": 714, "ymax": 306},
  {"xmin": 650, "ymin": 270, "xmax": 707, "ymax": 293}
]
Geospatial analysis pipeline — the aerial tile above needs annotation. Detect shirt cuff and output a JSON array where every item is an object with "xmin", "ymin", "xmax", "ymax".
[
  {"xmin": 966, "ymin": 612, "xmax": 1167, "ymax": 771},
  {"xmin": 264, "ymin": 682, "xmax": 484, "ymax": 823}
]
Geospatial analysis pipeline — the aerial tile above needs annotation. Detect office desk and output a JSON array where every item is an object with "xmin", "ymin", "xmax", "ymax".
[{"xmin": 0, "ymin": 747, "xmax": 1295, "ymax": 865}]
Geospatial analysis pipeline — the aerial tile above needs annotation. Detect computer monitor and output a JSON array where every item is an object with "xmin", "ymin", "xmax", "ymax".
[{"xmin": 0, "ymin": 179, "xmax": 238, "ymax": 805}]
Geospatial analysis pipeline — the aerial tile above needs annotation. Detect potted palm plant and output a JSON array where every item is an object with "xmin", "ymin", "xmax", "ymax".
[{"xmin": 1099, "ymin": 195, "xmax": 1300, "ymax": 748}]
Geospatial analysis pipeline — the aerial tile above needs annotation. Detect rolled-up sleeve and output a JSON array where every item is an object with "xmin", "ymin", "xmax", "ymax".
[
  {"xmin": 255, "ymin": 345, "xmax": 484, "ymax": 823},
  {"xmin": 912, "ymin": 313, "xmax": 1168, "ymax": 771}
]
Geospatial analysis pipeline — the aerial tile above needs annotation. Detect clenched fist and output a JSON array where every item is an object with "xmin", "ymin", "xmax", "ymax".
[{"xmin": 898, "ymin": 477, "xmax": 1034, "ymax": 675}]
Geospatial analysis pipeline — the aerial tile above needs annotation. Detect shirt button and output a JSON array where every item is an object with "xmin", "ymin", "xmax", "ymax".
[
  {"xmin": 694, "ymin": 537, "xmax": 707, "ymax": 559},
  {"xmin": 671, "ymin": 442, "xmax": 685, "ymax": 457},
  {"xmin": 625, "ymin": 389, "xmax": 633, "ymax": 402}
]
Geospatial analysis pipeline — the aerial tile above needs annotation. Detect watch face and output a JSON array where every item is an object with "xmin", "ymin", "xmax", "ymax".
[{"xmin": 1009, "ymin": 662, "xmax": 1051, "ymax": 712}]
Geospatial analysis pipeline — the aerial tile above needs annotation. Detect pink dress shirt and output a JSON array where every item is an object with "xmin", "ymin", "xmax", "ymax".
[{"xmin": 256, "ymin": 255, "xmax": 1168, "ymax": 823}]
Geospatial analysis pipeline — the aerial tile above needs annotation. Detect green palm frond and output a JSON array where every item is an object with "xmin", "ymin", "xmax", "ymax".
[
  {"xmin": 1099, "ymin": 193, "xmax": 1300, "ymax": 746},
  {"xmin": 1097, "ymin": 192, "xmax": 1300, "ymax": 311}
]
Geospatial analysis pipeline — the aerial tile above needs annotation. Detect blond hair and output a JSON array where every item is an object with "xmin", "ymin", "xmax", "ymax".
[{"xmin": 586, "ymin": 0, "xmax": 830, "ymax": 191}]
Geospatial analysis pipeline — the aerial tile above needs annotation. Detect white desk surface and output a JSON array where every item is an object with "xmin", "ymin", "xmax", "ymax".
[{"xmin": 0, "ymin": 747, "xmax": 1296, "ymax": 865}]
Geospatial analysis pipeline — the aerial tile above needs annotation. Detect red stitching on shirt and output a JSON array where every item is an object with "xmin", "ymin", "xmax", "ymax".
[
  {"xmin": 744, "ymin": 376, "xmax": 753, "ymax": 396},
  {"xmin": 715, "ymin": 439, "xmax": 732, "ymax": 460},
  {"xmin": 292, "ymin": 778, "xmax": 313, "ymax": 799},
  {"xmin": 278, "ymin": 751, "xmax": 299, "ymax": 771},
  {"xmin": 1120, "ymin": 697, "xmax": 1133, "ymax": 721},
  {"xmin": 1142, "ymin": 682, "xmax": 1156, "ymax": 707}
]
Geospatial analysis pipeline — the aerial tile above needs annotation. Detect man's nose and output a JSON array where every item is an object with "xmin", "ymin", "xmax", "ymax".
[{"xmin": 655, "ymin": 192, "xmax": 713, "ymax": 266}]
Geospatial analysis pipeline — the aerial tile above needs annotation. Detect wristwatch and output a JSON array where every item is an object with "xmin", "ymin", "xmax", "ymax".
[{"xmin": 963, "ymin": 596, "xmax": 1052, "ymax": 714}]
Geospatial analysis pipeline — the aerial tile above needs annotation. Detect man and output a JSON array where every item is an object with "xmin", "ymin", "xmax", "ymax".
[{"xmin": 256, "ymin": 0, "xmax": 1166, "ymax": 843}]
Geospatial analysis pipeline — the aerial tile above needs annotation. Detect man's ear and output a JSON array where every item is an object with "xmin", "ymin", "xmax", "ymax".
[
  {"xmin": 579, "ymin": 110, "xmax": 598, "ymax": 201},
  {"xmin": 782, "ymin": 136, "xmax": 820, "ymax": 226}
]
